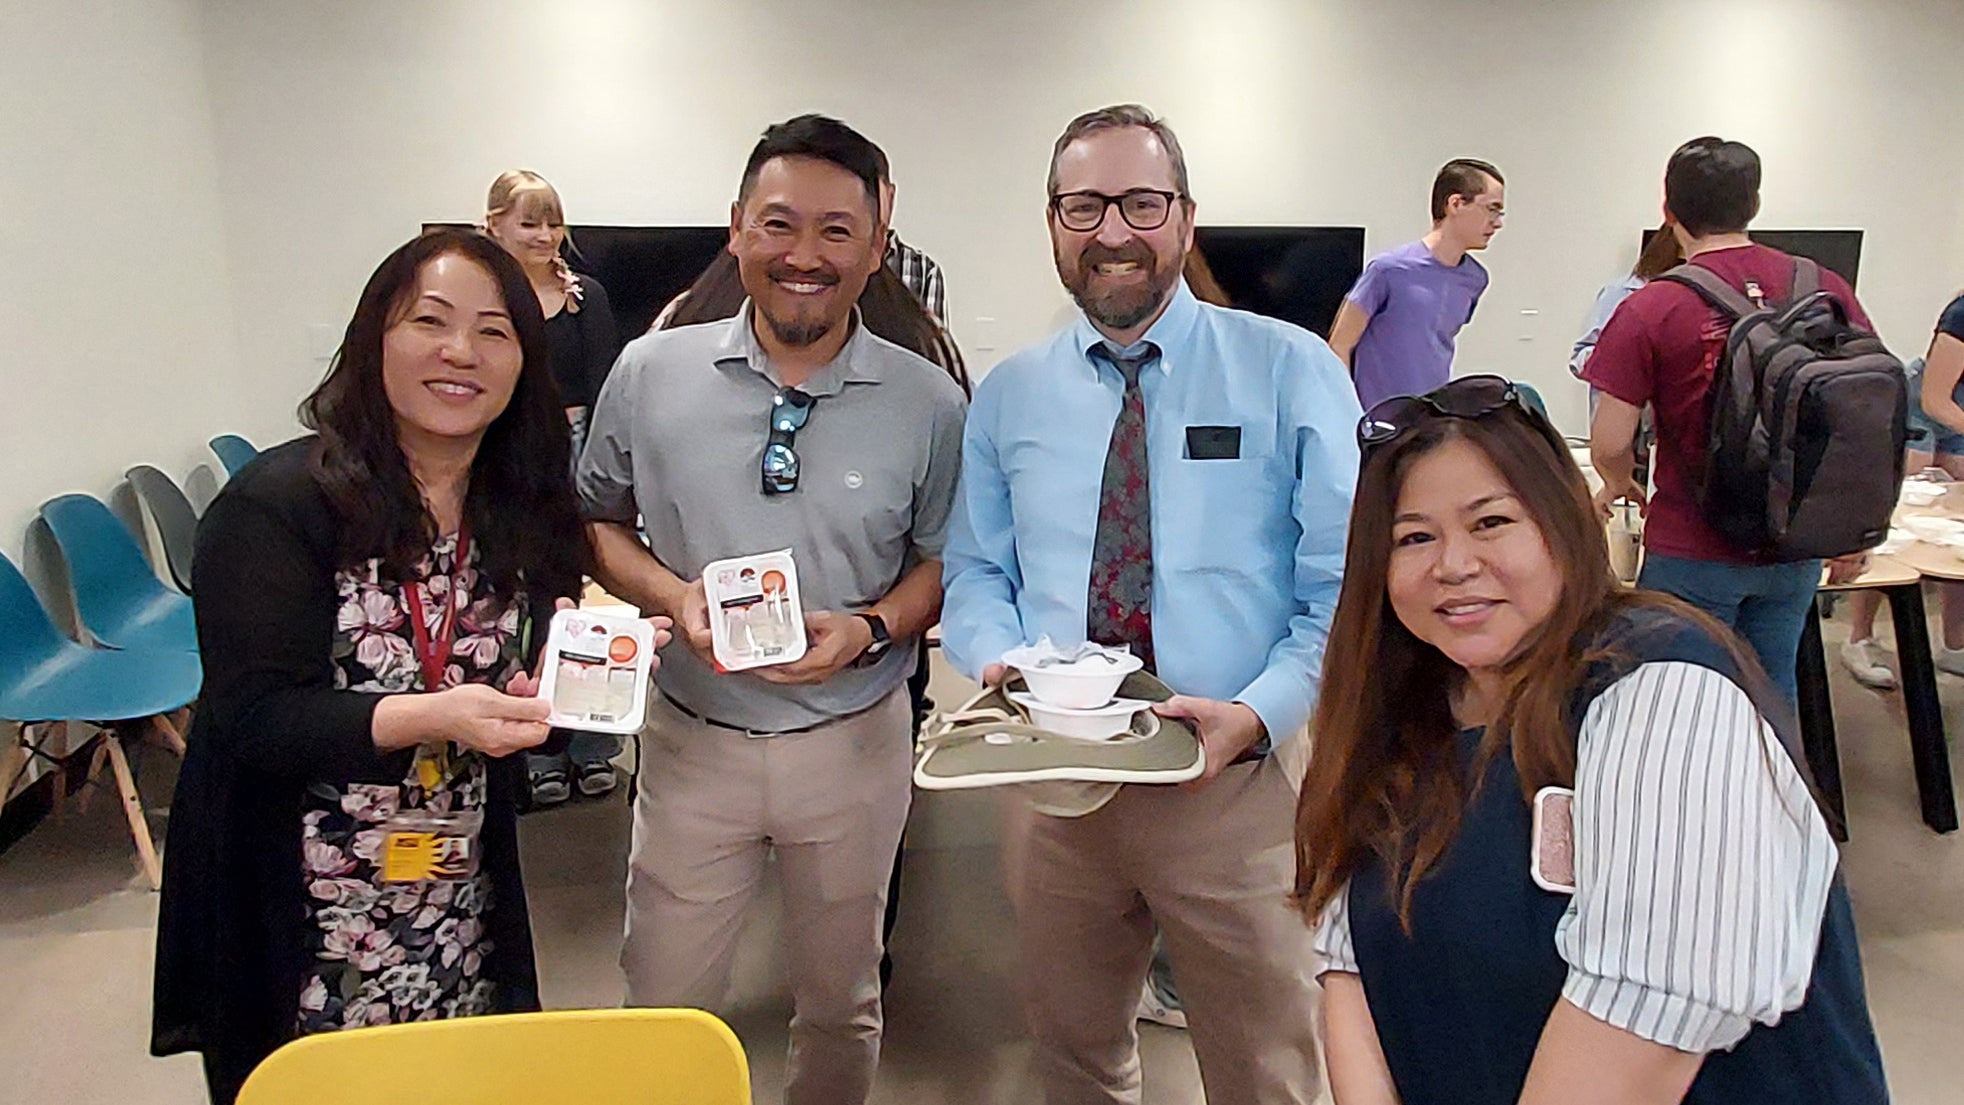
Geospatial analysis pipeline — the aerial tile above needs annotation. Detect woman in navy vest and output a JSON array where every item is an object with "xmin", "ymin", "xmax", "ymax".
[{"xmin": 1295, "ymin": 375, "xmax": 1888, "ymax": 1104}]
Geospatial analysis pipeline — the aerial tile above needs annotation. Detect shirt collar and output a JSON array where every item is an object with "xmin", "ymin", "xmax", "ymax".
[
  {"xmin": 714, "ymin": 301, "xmax": 882, "ymax": 397},
  {"xmin": 1072, "ymin": 277, "xmax": 1201, "ymax": 381}
]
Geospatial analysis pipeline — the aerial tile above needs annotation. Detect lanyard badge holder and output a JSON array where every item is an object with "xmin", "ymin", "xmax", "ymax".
[{"xmin": 380, "ymin": 530, "xmax": 486, "ymax": 885}]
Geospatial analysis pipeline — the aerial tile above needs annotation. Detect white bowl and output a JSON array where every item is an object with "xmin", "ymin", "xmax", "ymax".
[
  {"xmin": 1009, "ymin": 692, "xmax": 1151, "ymax": 742},
  {"xmin": 1015, "ymin": 651, "xmax": 1145, "ymax": 709}
]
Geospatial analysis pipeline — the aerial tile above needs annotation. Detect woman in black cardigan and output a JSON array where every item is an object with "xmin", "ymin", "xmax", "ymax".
[{"xmin": 151, "ymin": 229, "xmax": 664, "ymax": 1103}]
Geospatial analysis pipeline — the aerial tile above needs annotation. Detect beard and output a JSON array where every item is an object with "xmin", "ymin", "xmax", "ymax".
[
  {"xmin": 760, "ymin": 307, "xmax": 833, "ymax": 348},
  {"xmin": 1057, "ymin": 239, "xmax": 1180, "ymax": 332},
  {"xmin": 755, "ymin": 261, "xmax": 845, "ymax": 348}
]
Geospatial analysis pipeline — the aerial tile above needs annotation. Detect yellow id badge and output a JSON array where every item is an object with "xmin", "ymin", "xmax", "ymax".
[
  {"xmin": 381, "ymin": 831, "xmax": 442, "ymax": 883},
  {"xmin": 378, "ymin": 809, "xmax": 484, "ymax": 884}
]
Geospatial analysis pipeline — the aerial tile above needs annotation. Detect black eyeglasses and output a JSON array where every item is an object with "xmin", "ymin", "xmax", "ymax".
[
  {"xmin": 1049, "ymin": 189, "xmax": 1184, "ymax": 232},
  {"xmin": 1357, "ymin": 374, "xmax": 1564, "ymax": 453},
  {"xmin": 762, "ymin": 387, "xmax": 815, "ymax": 495}
]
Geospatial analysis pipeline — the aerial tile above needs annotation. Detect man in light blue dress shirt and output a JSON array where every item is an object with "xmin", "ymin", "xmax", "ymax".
[{"xmin": 941, "ymin": 104, "xmax": 1360, "ymax": 1105}]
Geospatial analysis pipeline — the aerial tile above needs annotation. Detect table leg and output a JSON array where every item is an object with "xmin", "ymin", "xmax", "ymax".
[
  {"xmin": 1884, "ymin": 583, "xmax": 1958, "ymax": 834},
  {"xmin": 1797, "ymin": 600, "xmax": 1848, "ymax": 840}
]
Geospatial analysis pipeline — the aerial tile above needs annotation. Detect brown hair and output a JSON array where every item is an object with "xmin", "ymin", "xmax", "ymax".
[
  {"xmin": 1047, "ymin": 104, "xmax": 1191, "ymax": 200},
  {"xmin": 1634, "ymin": 223, "xmax": 1685, "ymax": 281},
  {"xmin": 1430, "ymin": 158, "xmax": 1503, "ymax": 222},
  {"xmin": 1184, "ymin": 247, "xmax": 1232, "ymax": 307},
  {"xmin": 1292, "ymin": 404, "xmax": 1798, "ymax": 928}
]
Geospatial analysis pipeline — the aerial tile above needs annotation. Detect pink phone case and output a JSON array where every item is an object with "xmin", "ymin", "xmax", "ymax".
[{"xmin": 1531, "ymin": 786, "xmax": 1577, "ymax": 894}]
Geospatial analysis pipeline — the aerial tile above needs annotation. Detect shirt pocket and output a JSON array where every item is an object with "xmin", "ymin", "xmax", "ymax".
[{"xmin": 1155, "ymin": 446, "xmax": 1291, "ymax": 578}]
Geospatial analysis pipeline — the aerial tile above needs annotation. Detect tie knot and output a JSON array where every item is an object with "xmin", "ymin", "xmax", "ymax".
[{"xmin": 1093, "ymin": 342, "xmax": 1159, "ymax": 388}]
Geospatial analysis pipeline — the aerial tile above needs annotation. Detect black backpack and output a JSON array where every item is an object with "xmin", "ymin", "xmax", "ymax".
[{"xmin": 1661, "ymin": 257, "xmax": 1907, "ymax": 561}]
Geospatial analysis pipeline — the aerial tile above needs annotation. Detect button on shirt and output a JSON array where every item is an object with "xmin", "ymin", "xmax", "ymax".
[
  {"xmin": 578, "ymin": 305, "xmax": 968, "ymax": 732},
  {"xmin": 941, "ymin": 281, "xmax": 1361, "ymax": 746}
]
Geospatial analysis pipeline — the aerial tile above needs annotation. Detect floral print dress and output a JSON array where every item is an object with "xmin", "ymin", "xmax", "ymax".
[{"xmin": 296, "ymin": 535, "xmax": 527, "ymax": 1032}]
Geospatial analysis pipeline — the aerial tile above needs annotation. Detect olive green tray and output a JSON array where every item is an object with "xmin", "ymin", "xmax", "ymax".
[{"xmin": 913, "ymin": 671, "xmax": 1205, "ymax": 790}]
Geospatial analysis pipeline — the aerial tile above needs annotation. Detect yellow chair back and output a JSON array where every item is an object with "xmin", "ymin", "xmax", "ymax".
[{"xmin": 236, "ymin": 1008, "xmax": 750, "ymax": 1105}]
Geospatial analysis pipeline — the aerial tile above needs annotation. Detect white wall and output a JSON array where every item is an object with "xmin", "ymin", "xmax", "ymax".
[
  {"xmin": 189, "ymin": 0, "xmax": 1964, "ymax": 442},
  {"xmin": 10, "ymin": 0, "xmax": 1964, "ymax": 565},
  {"xmin": 0, "ymin": 0, "xmax": 245, "ymax": 561}
]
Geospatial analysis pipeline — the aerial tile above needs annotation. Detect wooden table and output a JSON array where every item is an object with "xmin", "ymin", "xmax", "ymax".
[{"xmin": 1799, "ymin": 554, "xmax": 1956, "ymax": 837}]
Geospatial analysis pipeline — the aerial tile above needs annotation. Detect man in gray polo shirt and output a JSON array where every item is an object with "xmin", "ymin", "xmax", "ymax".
[{"xmin": 578, "ymin": 115, "xmax": 966, "ymax": 1105}]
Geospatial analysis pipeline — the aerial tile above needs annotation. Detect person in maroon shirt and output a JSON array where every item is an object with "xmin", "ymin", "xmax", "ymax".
[{"xmin": 1583, "ymin": 137, "xmax": 1871, "ymax": 704}]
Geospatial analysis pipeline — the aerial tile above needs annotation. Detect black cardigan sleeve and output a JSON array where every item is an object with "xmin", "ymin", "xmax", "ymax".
[
  {"xmin": 191, "ymin": 451, "xmax": 413, "ymax": 784},
  {"xmin": 580, "ymin": 277, "xmax": 621, "ymax": 409}
]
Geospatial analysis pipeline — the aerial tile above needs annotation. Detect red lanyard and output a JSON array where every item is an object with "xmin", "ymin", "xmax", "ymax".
[{"xmin": 403, "ymin": 529, "xmax": 471, "ymax": 692}]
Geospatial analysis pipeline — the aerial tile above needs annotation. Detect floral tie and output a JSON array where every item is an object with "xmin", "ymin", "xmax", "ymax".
[{"xmin": 1086, "ymin": 343, "xmax": 1158, "ymax": 670}]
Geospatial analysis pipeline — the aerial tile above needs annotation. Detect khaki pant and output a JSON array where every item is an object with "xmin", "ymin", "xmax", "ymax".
[
  {"xmin": 623, "ymin": 689, "xmax": 913, "ymax": 1105},
  {"xmin": 1008, "ymin": 755, "xmax": 1322, "ymax": 1104}
]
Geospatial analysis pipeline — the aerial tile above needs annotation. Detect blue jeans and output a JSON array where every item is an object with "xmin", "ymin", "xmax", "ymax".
[{"xmin": 1637, "ymin": 553, "xmax": 1821, "ymax": 706}]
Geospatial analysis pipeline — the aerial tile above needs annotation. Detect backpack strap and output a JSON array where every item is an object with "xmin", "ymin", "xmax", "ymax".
[
  {"xmin": 1790, "ymin": 256, "xmax": 1822, "ymax": 301},
  {"xmin": 1659, "ymin": 262, "xmax": 1762, "ymax": 320}
]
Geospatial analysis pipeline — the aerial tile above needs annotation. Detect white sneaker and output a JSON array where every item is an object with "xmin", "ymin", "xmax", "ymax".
[
  {"xmin": 1136, "ymin": 976, "xmax": 1187, "ymax": 1030},
  {"xmin": 1938, "ymin": 647, "xmax": 1964, "ymax": 678},
  {"xmin": 1839, "ymin": 639, "xmax": 1897, "ymax": 690}
]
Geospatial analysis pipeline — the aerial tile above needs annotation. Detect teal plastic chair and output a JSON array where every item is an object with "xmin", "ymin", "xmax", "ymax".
[
  {"xmin": 39, "ymin": 494, "xmax": 197, "ymax": 654},
  {"xmin": 0, "ymin": 551, "xmax": 201, "ymax": 888},
  {"xmin": 126, "ymin": 465, "xmax": 199, "ymax": 593},
  {"xmin": 209, "ymin": 434, "xmax": 258, "ymax": 477}
]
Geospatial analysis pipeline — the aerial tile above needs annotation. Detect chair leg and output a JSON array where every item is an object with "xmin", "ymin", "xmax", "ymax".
[
  {"xmin": 0, "ymin": 731, "xmax": 29, "ymax": 806},
  {"xmin": 151, "ymin": 712, "xmax": 188, "ymax": 756},
  {"xmin": 76, "ymin": 738, "xmax": 112, "ymax": 815},
  {"xmin": 104, "ymin": 735, "xmax": 163, "ymax": 891},
  {"xmin": 46, "ymin": 722, "xmax": 72, "ymax": 817}
]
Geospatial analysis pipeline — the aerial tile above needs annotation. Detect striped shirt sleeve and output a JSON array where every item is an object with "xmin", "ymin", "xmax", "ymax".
[
  {"xmin": 1554, "ymin": 661, "xmax": 1839, "ymax": 1053},
  {"xmin": 1312, "ymin": 881, "xmax": 1359, "ymax": 976}
]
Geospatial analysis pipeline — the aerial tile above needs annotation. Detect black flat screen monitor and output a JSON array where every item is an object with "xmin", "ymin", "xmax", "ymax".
[
  {"xmin": 1640, "ymin": 227, "xmax": 1863, "ymax": 289},
  {"xmin": 423, "ymin": 222, "xmax": 728, "ymax": 349},
  {"xmin": 433, "ymin": 222, "xmax": 1369, "ymax": 346},
  {"xmin": 1194, "ymin": 226, "xmax": 1366, "ymax": 338}
]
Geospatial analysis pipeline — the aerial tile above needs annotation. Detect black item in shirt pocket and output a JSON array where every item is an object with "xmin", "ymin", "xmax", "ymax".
[{"xmin": 1184, "ymin": 425, "xmax": 1242, "ymax": 460}]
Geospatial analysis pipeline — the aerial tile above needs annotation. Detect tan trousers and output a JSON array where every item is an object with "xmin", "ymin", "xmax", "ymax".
[
  {"xmin": 623, "ymin": 689, "xmax": 913, "ymax": 1105},
  {"xmin": 1008, "ymin": 755, "xmax": 1323, "ymax": 1105}
]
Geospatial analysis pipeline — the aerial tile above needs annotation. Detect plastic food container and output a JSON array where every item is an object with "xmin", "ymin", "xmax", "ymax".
[
  {"xmin": 704, "ymin": 549, "xmax": 809, "ymax": 672},
  {"xmin": 537, "ymin": 608, "xmax": 657, "ymax": 733}
]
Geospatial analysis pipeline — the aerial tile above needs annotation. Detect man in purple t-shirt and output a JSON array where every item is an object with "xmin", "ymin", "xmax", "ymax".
[{"xmin": 1330, "ymin": 159, "xmax": 1505, "ymax": 409}]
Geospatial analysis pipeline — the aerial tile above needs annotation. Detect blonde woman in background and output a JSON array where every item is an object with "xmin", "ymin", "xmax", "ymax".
[{"xmin": 483, "ymin": 170, "xmax": 625, "ymax": 804}]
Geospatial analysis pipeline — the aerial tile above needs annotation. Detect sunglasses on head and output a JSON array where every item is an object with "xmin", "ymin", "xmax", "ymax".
[
  {"xmin": 762, "ymin": 387, "xmax": 816, "ymax": 495},
  {"xmin": 1356, "ymin": 374, "xmax": 1563, "ymax": 454}
]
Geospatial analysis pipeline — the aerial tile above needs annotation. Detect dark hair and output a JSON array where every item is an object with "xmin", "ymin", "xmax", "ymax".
[
  {"xmin": 1293, "ymin": 403, "xmax": 1804, "ymax": 928},
  {"xmin": 1634, "ymin": 222, "xmax": 1685, "ymax": 281},
  {"xmin": 1430, "ymin": 158, "xmax": 1503, "ymax": 221},
  {"xmin": 1048, "ymin": 104, "xmax": 1191, "ymax": 200},
  {"xmin": 300, "ymin": 229, "xmax": 587, "ymax": 602},
  {"xmin": 1664, "ymin": 136, "xmax": 1761, "ymax": 237},
  {"xmin": 660, "ymin": 251, "xmax": 969, "ymax": 396},
  {"xmin": 738, "ymin": 114, "xmax": 886, "ymax": 218}
]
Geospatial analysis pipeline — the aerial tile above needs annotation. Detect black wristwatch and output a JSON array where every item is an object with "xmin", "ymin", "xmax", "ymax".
[{"xmin": 854, "ymin": 612, "xmax": 892, "ymax": 666}]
